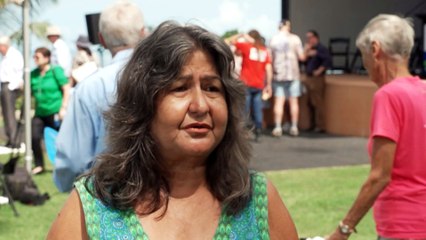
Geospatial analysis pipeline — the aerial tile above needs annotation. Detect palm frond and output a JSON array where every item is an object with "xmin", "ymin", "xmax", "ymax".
[
  {"xmin": 0, "ymin": 0, "xmax": 58, "ymax": 44},
  {"xmin": 9, "ymin": 21, "xmax": 50, "ymax": 45},
  {"xmin": 30, "ymin": 21, "xmax": 49, "ymax": 38}
]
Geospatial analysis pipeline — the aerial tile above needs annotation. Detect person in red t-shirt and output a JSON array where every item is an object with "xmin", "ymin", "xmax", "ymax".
[{"xmin": 226, "ymin": 30, "xmax": 272, "ymax": 140}]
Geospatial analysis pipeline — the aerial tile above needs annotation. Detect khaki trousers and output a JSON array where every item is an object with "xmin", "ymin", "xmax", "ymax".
[{"xmin": 304, "ymin": 75, "xmax": 326, "ymax": 130}]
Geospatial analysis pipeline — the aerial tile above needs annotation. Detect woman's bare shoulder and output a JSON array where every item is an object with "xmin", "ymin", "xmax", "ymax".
[
  {"xmin": 47, "ymin": 190, "xmax": 88, "ymax": 240},
  {"xmin": 267, "ymin": 179, "xmax": 299, "ymax": 240}
]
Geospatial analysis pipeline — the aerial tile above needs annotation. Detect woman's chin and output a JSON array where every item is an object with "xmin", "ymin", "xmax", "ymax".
[{"xmin": 181, "ymin": 144, "xmax": 216, "ymax": 159}]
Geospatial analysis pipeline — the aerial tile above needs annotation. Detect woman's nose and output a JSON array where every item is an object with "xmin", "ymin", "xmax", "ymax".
[{"xmin": 188, "ymin": 88, "xmax": 209, "ymax": 115}]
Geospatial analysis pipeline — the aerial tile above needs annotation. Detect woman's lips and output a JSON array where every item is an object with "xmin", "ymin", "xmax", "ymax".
[{"xmin": 183, "ymin": 123, "xmax": 212, "ymax": 134}]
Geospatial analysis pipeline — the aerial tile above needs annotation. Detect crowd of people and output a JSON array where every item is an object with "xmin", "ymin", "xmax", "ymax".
[
  {"xmin": 0, "ymin": 0, "xmax": 425, "ymax": 239},
  {"xmin": 225, "ymin": 20, "xmax": 331, "ymax": 139},
  {"xmin": 0, "ymin": 23, "xmax": 98, "ymax": 175}
]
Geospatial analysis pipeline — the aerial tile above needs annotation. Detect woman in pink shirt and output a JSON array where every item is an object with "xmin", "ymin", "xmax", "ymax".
[{"xmin": 328, "ymin": 14, "xmax": 426, "ymax": 239}]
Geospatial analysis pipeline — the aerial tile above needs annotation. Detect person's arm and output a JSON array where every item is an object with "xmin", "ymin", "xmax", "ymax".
[
  {"xmin": 264, "ymin": 63, "xmax": 273, "ymax": 96},
  {"xmin": 54, "ymin": 86, "xmax": 98, "ymax": 192},
  {"xmin": 224, "ymin": 33, "xmax": 255, "ymax": 46},
  {"xmin": 47, "ymin": 190, "xmax": 88, "ymax": 240},
  {"xmin": 52, "ymin": 66, "xmax": 71, "ymax": 120},
  {"xmin": 304, "ymin": 42, "xmax": 315, "ymax": 58},
  {"xmin": 267, "ymin": 180, "xmax": 298, "ymax": 240},
  {"xmin": 327, "ymin": 137, "xmax": 396, "ymax": 240},
  {"xmin": 59, "ymin": 83, "xmax": 71, "ymax": 120},
  {"xmin": 296, "ymin": 37, "xmax": 306, "ymax": 62},
  {"xmin": 313, "ymin": 66, "xmax": 327, "ymax": 76},
  {"xmin": 314, "ymin": 46, "xmax": 331, "ymax": 76}
]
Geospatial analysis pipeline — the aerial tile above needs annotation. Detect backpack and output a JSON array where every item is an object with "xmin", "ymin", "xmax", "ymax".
[{"xmin": 4, "ymin": 167, "xmax": 50, "ymax": 205}]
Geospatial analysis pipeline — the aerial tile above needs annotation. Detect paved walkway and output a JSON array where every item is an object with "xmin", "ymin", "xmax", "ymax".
[
  {"xmin": 249, "ymin": 131, "xmax": 369, "ymax": 171},
  {"xmin": 0, "ymin": 126, "xmax": 369, "ymax": 171}
]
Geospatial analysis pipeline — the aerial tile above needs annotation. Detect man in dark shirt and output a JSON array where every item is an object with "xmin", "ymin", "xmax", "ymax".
[{"xmin": 304, "ymin": 30, "xmax": 331, "ymax": 132}]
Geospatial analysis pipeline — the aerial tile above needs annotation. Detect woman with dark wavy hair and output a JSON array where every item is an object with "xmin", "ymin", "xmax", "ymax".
[{"xmin": 48, "ymin": 21, "xmax": 297, "ymax": 240}]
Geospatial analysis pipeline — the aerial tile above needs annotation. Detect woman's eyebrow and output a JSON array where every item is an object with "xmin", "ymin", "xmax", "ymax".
[
  {"xmin": 201, "ymin": 74, "xmax": 221, "ymax": 81},
  {"xmin": 176, "ymin": 73, "xmax": 221, "ymax": 81}
]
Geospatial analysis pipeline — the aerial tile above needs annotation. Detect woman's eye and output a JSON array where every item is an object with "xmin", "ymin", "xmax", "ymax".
[
  {"xmin": 205, "ymin": 85, "xmax": 222, "ymax": 92},
  {"xmin": 172, "ymin": 86, "xmax": 187, "ymax": 92}
]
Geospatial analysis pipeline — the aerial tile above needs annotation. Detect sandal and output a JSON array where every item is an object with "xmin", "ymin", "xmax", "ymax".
[{"xmin": 31, "ymin": 166, "xmax": 44, "ymax": 175}]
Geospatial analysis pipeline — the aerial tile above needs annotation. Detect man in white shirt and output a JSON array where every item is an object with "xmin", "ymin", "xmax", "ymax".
[
  {"xmin": 0, "ymin": 36, "xmax": 23, "ymax": 147},
  {"xmin": 270, "ymin": 20, "xmax": 305, "ymax": 137},
  {"xmin": 46, "ymin": 26, "xmax": 72, "ymax": 77}
]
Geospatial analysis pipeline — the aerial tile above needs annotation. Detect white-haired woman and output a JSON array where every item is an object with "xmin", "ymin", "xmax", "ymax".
[{"xmin": 327, "ymin": 14, "xmax": 426, "ymax": 240}]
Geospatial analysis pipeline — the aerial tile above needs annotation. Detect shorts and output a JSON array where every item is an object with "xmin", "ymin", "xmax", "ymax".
[{"xmin": 272, "ymin": 80, "xmax": 302, "ymax": 98}]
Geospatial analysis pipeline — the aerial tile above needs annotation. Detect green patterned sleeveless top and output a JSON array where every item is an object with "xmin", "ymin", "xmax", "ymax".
[{"xmin": 75, "ymin": 172, "xmax": 269, "ymax": 240}]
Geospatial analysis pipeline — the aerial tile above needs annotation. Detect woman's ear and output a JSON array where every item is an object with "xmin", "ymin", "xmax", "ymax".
[
  {"xmin": 371, "ymin": 41, "xmax": 381, "ymax": 61},
  {"xmin": 139, "ymin": 27, "xmax": 146, "ymax": 39}
]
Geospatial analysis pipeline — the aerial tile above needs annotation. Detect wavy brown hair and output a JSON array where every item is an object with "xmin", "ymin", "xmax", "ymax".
[
  {"xmin": 248, "ymin": 29, "xmax": 265, "ymax": 48},
  {"xmin": 85, "ymin": 21, "xmax": 252, "ymax": 216},
  {"xmin": 34, "ymin": 47, "xmax": 51, "ymax": 64}
]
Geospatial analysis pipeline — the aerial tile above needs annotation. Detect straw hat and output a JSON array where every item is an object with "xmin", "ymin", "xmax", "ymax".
[
  {"xmin": 0, "ymin": 36, "xmax": 10, "ymax": 45},
  {"xmin": 46, "ymin": 26, "xmax": 62, "ymax": 36}
]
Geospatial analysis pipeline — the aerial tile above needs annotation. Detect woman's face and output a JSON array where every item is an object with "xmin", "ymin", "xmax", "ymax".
[
  {"xmin": 361, "ymin": 48, "xmax": 381, "ymax": 86},
  {"xmin": 33, "ymin": 52, "xmax": 49, "ymax": 67},
  {"xmin": 151, "ymin": 50, "xmax": 228, "ymax": 163}
]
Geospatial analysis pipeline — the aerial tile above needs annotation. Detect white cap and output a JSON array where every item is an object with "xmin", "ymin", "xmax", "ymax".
[
  {"xmin": 0, "ymin": 36, "xmax": 10, "ymax": 45},
  {"xmin": 46, "ymin": 26, "xmax": 62, "ymax": 36}
]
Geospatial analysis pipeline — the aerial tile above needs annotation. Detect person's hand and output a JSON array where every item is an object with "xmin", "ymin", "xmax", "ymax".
[
  {"xmin": 313, "ymin": 68, "xmax": 323, "ymax": 77},
  {"xmin": 304, "ymin": 42, "xmax": 311, "ymax": 49},
  {"xmin": 59, "ymin": 107, "xmax": 67, "ymax": 120},
  {"xmin": 262, "ymin": 85, "xmax": 272, "ymax": 100},
  {"xmin": 243, "ymin": 33, "xmax": 255, "ymax": 44},
  {"xmin": 304, "ymin": 43, "xmax": 312, "ymax": 52},
  {"xmin": 325, "ymin": 229, "xmax": 350, "ymax": 240},
  {"xmin": 306, "ymin": 48, "xmax": 317, "ymax": 57}
]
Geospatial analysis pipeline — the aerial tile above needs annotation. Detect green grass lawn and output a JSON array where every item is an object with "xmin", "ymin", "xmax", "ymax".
[
  {"xmin": 267, "ymin": 165, "xmax": 375, "ymax": 239},
  {"xmin": 0, "ymin": 155, "xmax": 69, "ymax": 240},
  {"xmin": 1, "ymin": 156, "xmax": 374, "ymax": 239}
]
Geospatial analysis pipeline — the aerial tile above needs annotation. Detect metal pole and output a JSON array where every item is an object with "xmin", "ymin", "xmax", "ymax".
[{"xmin": 23, "ymin": 0, "xmax": 32, "ymax": 173}]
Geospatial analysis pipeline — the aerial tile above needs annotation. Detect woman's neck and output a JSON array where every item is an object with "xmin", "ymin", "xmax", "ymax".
[
  {"xmin": 39, "ymin": 64, "xmax": 51, "ymax": 75},
  {"xmin": 165, "ymin": 161, "xmax": 207, "ymax": 199},
  {"xmin": 380, "ymin": 58, "xmax": 412, "ymax": 86}
]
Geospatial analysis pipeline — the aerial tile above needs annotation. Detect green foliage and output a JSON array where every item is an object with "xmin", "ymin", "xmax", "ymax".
[
  {"xmin": 10, "ymin": 21, "xmax": 51, "ymax": 45},
  {"xmin": 0, "ymin": 0, "xmax": 58, "ymax": 44},
  {"xmin": 221, "ymin": 29, "xmax": 238, "ymax": 39}
]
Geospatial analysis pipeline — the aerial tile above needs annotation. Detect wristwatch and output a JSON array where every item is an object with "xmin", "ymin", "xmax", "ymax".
[{"xmin": 338, "ymin": 221, "xmax": 357, "ymax": 235}]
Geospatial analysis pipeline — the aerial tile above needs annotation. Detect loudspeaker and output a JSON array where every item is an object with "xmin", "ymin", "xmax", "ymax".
[{"xmin": 85, "ymin": 13, "xmax": 101, "ymax": 45}]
